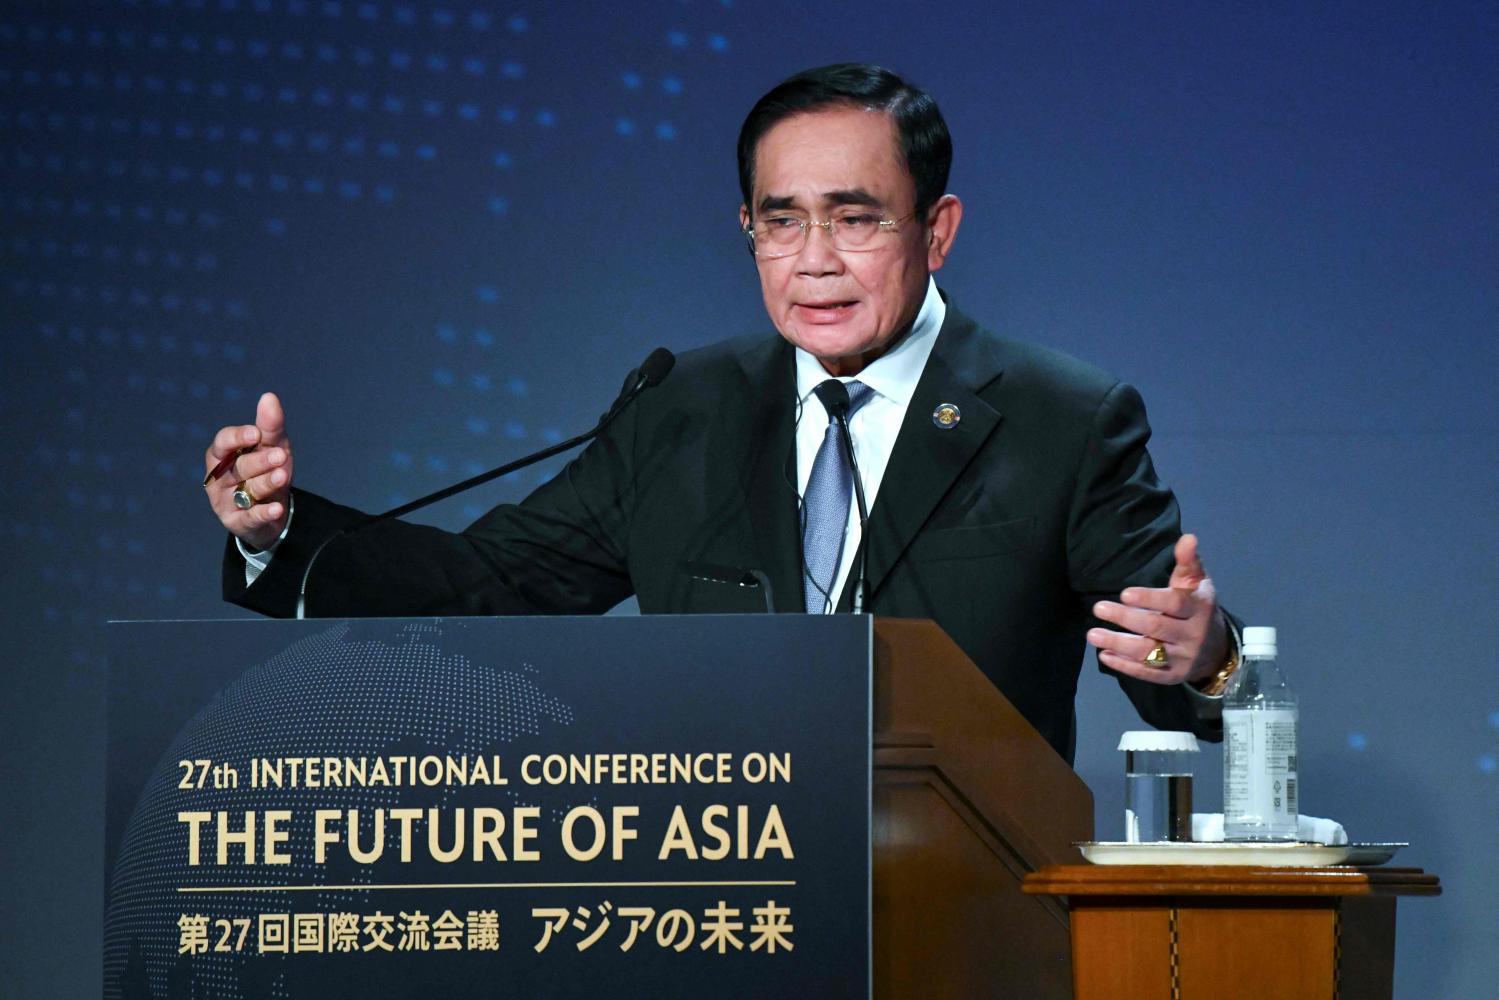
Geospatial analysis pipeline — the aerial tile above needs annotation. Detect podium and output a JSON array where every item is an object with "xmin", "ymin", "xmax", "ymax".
[
  {"xmin": 107, "ymin": 615, "xmax": 1435, "ymax": 997},
  {"xmin": 872, "ymin": 619, "xmax": 1090, "ymax": 998},
  {"xmin": 101, "ymin": 615, "xmax": 1081, "ymax": 998}
]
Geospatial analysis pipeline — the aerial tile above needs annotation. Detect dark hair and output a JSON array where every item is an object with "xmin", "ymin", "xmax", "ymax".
[{"xmin": 737, "ymin": 63, "xmax": 952, "ymax": 216}]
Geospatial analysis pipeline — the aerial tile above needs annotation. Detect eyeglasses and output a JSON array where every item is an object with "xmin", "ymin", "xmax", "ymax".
[{"xmin": 742, "ymin": 209, "xmax": 920, "ymax": 259}]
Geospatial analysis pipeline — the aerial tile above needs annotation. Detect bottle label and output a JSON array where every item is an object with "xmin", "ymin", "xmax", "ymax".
[{"xmin": 1223, "ymin": 707, "xmax": 1298, "ymax": 838}]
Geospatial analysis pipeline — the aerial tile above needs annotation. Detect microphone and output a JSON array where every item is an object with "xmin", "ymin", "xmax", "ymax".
[
  {"xmin": 294, "ymin": 347, "xmax": 676, "ymax": 617},
  {"xmin": 599, "ymin": 346, "xmax": 675, "ymax": 424},
  {"xmin": 811, "ymin": 379, "xmax": 871, "ymax": 614},
  {"xmin": 377, "ymin": 347, "xmax": 674, "ymax": 523}
]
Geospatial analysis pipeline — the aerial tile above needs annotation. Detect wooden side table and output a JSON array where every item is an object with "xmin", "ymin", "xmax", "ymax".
[{"xmin": 1022, "ymin": 865, "xmax": 1440, "ymax": 1000}]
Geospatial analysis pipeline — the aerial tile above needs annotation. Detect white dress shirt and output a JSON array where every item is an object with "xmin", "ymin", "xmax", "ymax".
[{"xmin": 793, "ymin": 277, "xmax": 945, "ymax": 613}]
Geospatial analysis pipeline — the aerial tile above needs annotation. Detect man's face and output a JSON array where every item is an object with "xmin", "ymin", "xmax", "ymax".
[{"xmin": 741, "ymin": 106, "xmax": 961, "ymax": 376}]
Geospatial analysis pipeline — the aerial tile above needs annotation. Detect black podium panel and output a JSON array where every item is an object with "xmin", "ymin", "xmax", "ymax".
[{"xmin": 106, "ymin": 615, "xmax": 872, "ymax": 999}]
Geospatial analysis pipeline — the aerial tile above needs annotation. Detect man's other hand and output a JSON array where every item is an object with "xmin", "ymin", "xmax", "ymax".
[
  {"xmin": 1086, "ymin": 534, "xmax": 1229, "ymax": 686},
  {"xmin": 204, "ymin": 392, "xmax": 293, "ymax": 552}
]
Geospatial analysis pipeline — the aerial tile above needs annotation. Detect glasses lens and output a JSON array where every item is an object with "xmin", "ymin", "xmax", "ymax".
[
  {"xmin": 831, "ymin": 213, "xmax": 883, "ymax": 250},
  {"xmin": 753, "ymin": 218, "xmax": 805, "ymax": 258}
]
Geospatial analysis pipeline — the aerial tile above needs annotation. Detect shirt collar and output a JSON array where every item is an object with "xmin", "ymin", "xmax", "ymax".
[{"xmin": 794, "ymin": 277, "xmax": 946, "ymax": 407}]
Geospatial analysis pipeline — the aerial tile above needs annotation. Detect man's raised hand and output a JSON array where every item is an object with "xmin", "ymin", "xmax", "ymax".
[
  {"xmin": 204, "ymin": 392, "xmax": 293, "ymax": 552},
  {"xmin": 1086, "ymin": 534, "xmax": 1230, "ymax": 687}
]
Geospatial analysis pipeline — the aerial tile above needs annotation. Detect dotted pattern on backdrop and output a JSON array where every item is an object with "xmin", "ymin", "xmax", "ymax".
[
  {"xmin": 0, "ymin": 0, "xmax": 739, "ymax": 653},
  {"xmin": 103, "ymin": 620, "xmax": 575, "ymax": 999},
  {"xmin": 4, "ymin": 5, "xmax": 1495, "ymax": 998}
]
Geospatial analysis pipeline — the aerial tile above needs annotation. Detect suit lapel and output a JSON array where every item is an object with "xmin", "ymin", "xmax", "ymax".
[
  {"xmin": 735, "ymin": 337, "xmax": 806, "ymax": 612},
  {"xmin": 859, "ymin": 305, "xmax": 1006, "ymax": 601}
]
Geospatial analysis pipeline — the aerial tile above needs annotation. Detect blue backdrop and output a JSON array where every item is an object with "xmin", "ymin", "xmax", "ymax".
[{"xmin": 2, "ymin": 1, "xmax": 1495, "ymax": 995}]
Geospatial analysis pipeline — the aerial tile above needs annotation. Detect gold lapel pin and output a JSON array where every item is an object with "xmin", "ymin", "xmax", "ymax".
[{"xmin": 931, "ymin": 402, "xmax": 961, "ymax": 429}]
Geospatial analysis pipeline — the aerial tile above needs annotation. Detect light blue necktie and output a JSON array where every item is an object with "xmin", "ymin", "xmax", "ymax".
[{"xmin": 802, "ymin": 380, "xmax": 875, "ymax": 613}]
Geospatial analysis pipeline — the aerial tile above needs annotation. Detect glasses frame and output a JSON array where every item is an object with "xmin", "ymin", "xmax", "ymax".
[{"xmin": 742, "ymin": 208, "xmax": 922, "ymax": 259}]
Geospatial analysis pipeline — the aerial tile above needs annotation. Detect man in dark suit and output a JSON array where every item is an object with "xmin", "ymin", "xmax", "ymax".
[{"xmin": 206, "ymin": 65, "xmax": 1237, "ymax": 764}]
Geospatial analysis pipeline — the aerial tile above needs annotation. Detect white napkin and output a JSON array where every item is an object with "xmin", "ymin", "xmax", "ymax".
[{"xmin": 1191, "ymin": 813, "xmax": 1348, "ymax": 844}]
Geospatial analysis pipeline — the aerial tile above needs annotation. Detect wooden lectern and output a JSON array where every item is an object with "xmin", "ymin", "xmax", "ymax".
[{"xmin": 873, "ymin": 619, "xmax": 1092, "ymax": 999}]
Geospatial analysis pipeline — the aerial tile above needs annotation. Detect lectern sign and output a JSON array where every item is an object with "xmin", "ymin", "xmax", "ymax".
[{"xmin": 105, "ymin": 615, "xmax": 872, "ymax": 999}]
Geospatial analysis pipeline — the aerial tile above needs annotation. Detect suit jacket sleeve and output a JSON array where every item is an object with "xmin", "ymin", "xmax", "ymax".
[
  {"xmin": 223, "ymin": 385, "xmax": 644, "ymax": 619},
  {"xmin": 1066, "ymin": 380, "xmax": 1226, "ymax": 740}
]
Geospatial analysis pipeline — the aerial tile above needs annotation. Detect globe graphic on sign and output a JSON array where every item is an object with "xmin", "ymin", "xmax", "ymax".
[{"xmin": 103, "ymin": 621, "xmax": 575, "ymax": 1000}]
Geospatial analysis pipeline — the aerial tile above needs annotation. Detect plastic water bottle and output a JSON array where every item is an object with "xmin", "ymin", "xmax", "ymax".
[{"xmin": 1223, "ymin": 627, "xmax": 1299, "ymax": 841}]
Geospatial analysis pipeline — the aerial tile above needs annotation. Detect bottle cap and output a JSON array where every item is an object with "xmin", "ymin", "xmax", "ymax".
[
  {"xmin": 1243, "ymin": 626, "xmax": 1277, "ymax": 657},
  {"xmin": 1117, "ymin": 730, "xmax": 1201, "ymax": 752}
]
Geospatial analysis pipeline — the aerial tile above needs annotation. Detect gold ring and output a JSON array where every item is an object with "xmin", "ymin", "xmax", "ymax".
[
  {"xmin": 232, "ymin": 482, "xmax": 259, "ymax": 510},
  {"xmin": 1144, "ymin": 641, "xmax": 1169, "ymax": 668}
]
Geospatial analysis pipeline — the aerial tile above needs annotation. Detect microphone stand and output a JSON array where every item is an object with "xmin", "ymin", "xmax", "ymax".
[
  {"xmin": 831, "ymin": 411, "xmax": 871, "ymax": 614},
  {"xmin": 293, "ymin": 348, "xmax": 674, "ymax": 618}
]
